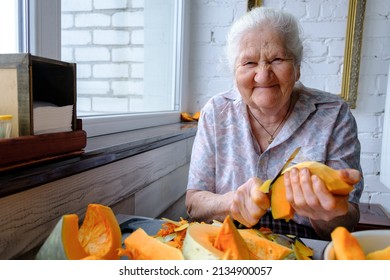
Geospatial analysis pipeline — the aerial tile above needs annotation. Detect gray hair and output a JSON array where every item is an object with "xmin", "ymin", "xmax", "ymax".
[{"xmin": 226, "ymin": 7, "xmax": 303, "ymax": 72}]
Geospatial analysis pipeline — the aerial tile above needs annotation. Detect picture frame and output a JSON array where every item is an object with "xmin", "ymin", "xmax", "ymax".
[{"xmin": 247, "ymin": 0, "xmax": 366, "ymax": 109}]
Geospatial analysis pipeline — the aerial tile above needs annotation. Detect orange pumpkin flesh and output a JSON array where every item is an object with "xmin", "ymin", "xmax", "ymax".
[
  {"xmin": 122, "ymin": 227, "xmax": 184, "ymax": 260},
  {"xmin": 238, "ymin": 229, "xmax": 293, "ymax": 260},
  {"xmin": 182, "ymin": 223, "xmax": 223, "ymax": 259},
  {"xmin": 36, "ymin": 204, "xmax": 121, "ymax": 260},
  {"xmin": 78, "ymin": 204, "xmax": 122, "ymax": 260},
  {"xmin": 182, "ymin": 216, "xmax": 293, "ymax": 260},
  {"xmin": 62, "ymin": 214, "xmax": 89, "ymax": 260},
  {"xmin": 270, "ymin": 180, "xmax": 294, "ymax": 221},
  {"xmin": 366, "ymin": 245, "xmax": 390, "ymax": 260},
  {"xmin": 213, "ymin": 216, "xmax": 250, "ymax": 260},
  {"xmin": 331, "ymin": 227, "xmax": 365, "ymax": 260}
]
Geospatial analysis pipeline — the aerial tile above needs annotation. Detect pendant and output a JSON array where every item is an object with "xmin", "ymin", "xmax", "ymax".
[{"xmin": 268, "ymin": 136, "xmax": 274, "ymax": 144}]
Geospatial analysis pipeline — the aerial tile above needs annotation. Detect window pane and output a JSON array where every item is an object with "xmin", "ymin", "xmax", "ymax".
[
  {"xmin": 0, "ymin": 0, "xmax": 19, "ymax": 54},
  {"xmin": 61, "ymin": 0, "xmax": 178, "ymax": 117}
]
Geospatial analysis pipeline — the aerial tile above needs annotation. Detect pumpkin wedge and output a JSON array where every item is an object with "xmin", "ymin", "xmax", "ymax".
[
  {"xmin": 36, "ymin": 204, "xmax": 122, "ymax": 260},
  {"xmin": 182, "ymin": 216, "xmax": 293, "ymax": 260},
  {"xmin": 78, "ymin": 204, "xmax": 122, "ymax": 259},
  {"xmin": 213, "ymin": 216, "xmax": 250, "ymax": 260},
  {"xmin": 366, "ymin": 245, "xmax": 390, "ymax": 260},
  {"xmin": 36, "ymin": 214, "xmax": 88, "ymax": 260},
  {"xmin": 239, "ymin": 229, "xmax": 293, "ymax": 260},
  {"xmin": 182, "ymin": 223, "xmax": 224, "ymax": 259},
  {"xmin": 121, "ymin": 227, "xmax": 184, "ymax": 260},
  {"xmin": 330, "ymin": 226, "xmax": 365, "ymax": 260},
  {"xmin": 270, "ymin": 161, "xmax": 354, "ymax": 220}
]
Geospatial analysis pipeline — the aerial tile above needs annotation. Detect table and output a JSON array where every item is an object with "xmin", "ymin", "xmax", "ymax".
[
  {"xmin": 116, "ymin": 214, "xmax": 330, "ymax": 260},
  {"xmin": 301, "ymin": 238, "xmax": 329, "ymax": 260}
]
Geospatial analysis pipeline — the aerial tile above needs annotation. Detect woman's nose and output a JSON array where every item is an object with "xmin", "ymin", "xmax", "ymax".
[{"xmin": 254, "ymin": 62, "xmax": 273, "ymax": 83}]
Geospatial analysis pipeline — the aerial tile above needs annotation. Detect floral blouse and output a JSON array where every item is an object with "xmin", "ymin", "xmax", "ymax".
[{"xmin": 187, "ymin": 83, "xmax": 363, "ymax": 232}]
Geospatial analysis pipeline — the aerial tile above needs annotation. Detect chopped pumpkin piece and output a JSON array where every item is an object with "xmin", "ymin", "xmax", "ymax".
[
  {"xmin": 36, "ymin": 204, "xmax": 122, "ymax": 260},
  {"xmin": 366, "ymin": 245, "xmax": 390, "ymax": 260},
  {"xmin": 192, "ymin": 111, "xmax": 200, "ymax": 121},
  {"xmin": 213, "ymin": 216, "xmax": 250, "ymax": 260},
  {"xmin": 331, "ymin": 226, "xmax": 365, "ymax": 260},
  {"xmin": 239, "ymin": 229, "xmax": 293, "ymax": 260},
  {"xmin": 122, "ymin": 228, "xmax": 184, "ymax": 260}
]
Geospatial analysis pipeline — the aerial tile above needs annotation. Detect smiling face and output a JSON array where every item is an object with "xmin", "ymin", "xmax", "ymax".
[{"xmin": 235, "ymin": 26, "xmax": 300, "ymax": 112}]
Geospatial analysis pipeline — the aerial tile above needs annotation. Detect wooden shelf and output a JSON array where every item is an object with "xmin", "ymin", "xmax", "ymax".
[{"xmin": 0, "ymin": 129, "xmax": 86, "ymax": 172}]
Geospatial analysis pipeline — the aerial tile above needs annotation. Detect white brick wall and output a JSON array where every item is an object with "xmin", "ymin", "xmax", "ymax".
[{"xmin": 186, "ymin": 0, "xmax": 390, "ymax": 215}]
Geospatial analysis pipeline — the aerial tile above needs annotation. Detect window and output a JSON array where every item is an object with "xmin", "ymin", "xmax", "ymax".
[
  {"xmin": 0, "ymin": 0, "xmax": 19, "ymax": 53},
  {"xmin": 2, "ymin": 0, "xmax": 185, "ymax": 137}
]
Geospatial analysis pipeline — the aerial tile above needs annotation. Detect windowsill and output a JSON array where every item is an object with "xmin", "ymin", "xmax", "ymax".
[{"xmin": 0, "ymin": 122, "xmax": 198, "ymax": 199}]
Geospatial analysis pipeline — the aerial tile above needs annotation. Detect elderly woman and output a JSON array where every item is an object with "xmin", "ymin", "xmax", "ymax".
[{"xmin": 185, "ymin": 7, "xmax": 363, "ymax": 240}]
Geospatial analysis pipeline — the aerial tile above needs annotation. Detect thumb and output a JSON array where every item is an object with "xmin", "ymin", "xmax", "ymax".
[{"xmin": 338, "ymin": 169, "xmax": 361, "ymax": 185}]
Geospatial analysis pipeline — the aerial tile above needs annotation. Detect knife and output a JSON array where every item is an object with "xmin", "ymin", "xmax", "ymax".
[{"xmin": 258, "ymin": 146, "xmax": 301, "ymax": 193}]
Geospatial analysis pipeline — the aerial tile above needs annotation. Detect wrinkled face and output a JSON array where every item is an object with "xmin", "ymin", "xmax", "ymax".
[{"xmin": 235, "ymin": 27, "xmax": 300, "ymax": 110}]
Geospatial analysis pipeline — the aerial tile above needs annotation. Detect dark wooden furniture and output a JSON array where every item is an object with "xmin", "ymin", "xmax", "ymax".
[{"xmin": 354, "ymin": 202, "xmax": 390, "ymax": 231}]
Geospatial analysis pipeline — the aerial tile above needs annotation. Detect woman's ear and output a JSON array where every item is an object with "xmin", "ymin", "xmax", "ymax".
[{"xmin": 295, "ymin": 66, "xmax": 301, "ymax": 81}]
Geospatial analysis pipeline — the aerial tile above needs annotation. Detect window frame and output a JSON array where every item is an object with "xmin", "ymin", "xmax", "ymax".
[{"xmin": 27, "ymin": 0, "xmax": 187, "ymax": 137}]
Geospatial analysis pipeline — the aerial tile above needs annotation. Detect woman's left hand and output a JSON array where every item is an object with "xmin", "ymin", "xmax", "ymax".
[{"xmin": 284, "ymin": 167, "xmax": 360, "ymax": 221}]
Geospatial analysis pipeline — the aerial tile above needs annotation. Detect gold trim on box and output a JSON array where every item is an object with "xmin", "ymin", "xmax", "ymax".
[{"xmin": 247, "ymin": 0, "xmax": 366, "ymax": 109}]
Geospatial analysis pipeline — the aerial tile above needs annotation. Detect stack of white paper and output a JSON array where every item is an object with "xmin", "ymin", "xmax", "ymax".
[{"xmin": 33, "ymin": 101, "xmax": 73, "ymax": 135}]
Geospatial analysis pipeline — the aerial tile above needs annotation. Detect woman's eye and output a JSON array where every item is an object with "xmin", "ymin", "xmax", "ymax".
[
  {"xmin": 271, "ymin": 58, "xmax": 283, "ymax": 64},
  {"xmin": 244, "ymin": 61, "xmax": 256, "ymax": 66}
]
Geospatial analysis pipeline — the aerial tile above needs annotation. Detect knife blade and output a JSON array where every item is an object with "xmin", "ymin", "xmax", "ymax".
[{"xmin": 258, "ymin": 146, "xmax": 301, "ymax": 193}]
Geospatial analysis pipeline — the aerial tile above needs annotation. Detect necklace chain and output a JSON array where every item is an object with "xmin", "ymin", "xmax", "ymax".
[{"xmin": 248, "ymin": 99, "xmax": 292, "ymax": 144}]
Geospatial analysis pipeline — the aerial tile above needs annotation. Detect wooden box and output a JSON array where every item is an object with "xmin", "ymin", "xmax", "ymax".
[
  {"xmin": 0, "ymin": 54, "xmax": 86, "ymax": 171},
  {"xmin": 0, "ymin": 53, "xmax": 77, "ymax": 137}
]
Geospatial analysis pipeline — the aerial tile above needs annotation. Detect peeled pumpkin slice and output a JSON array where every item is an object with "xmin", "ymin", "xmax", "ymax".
[
  {"xmin": 366, "ymin": 245, "xmax": 390, "ymax": 260},
  {"xmin": 181, "ymin": 112, "xmax": 195, "ymax": 122},
  {"xmin": 271, "ymin": 180, "xmax": 294, "ymax": 221},
  {"xmin": 270, "ymin": 161, "xmax": 354, "ymax": 220},
  {"xmin": 192, "ymin": 111, "xmax": 200, "ymax": 121},
  {"xmin": 330, "ymin": 226, "xmax": 365, "ymax": 260},
  {"xmin": 122, "ymin": 227, "xmax": 184, "ymax": 260},
  {"xmin": 36, "ymin": 204, "xmax": 122, "ymax": 260}
]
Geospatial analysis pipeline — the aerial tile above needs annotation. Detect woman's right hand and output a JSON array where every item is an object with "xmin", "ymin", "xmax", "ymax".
[{"xmin": 230, "ymin": 177, "xmax": 270, "ymax": 228}]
